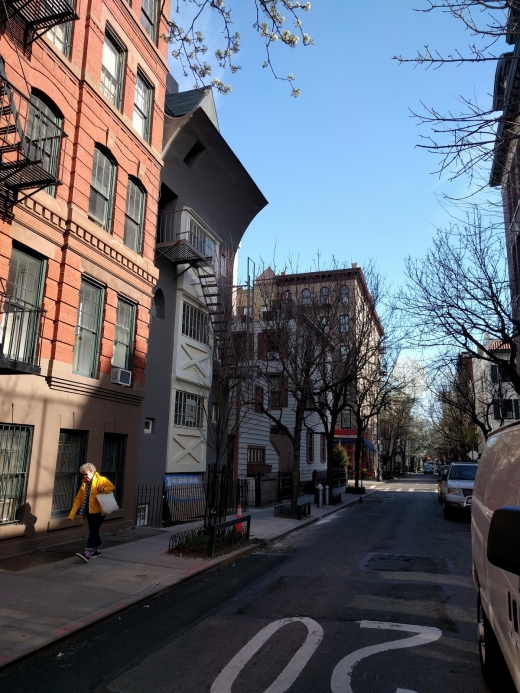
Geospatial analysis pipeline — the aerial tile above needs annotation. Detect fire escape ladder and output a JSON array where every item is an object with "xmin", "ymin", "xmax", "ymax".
[{"xmin": 196, "ymin": 265, "xmax": 236, "ymax": 363}]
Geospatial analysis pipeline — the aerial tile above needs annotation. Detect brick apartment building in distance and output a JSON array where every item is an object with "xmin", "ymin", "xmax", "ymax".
[{"xmin": 0, "ymin": 0, "xmax": 169, "ymax": 556}]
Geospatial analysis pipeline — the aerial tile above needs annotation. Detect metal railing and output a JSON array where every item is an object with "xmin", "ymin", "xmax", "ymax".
[
  {"xmin": 156, "ymin": 209, "xmax": 217, "ymax": 263},
  {"xmin": 136, "ymin": 483, "xmax": 206, "ymax": 527},
  {"xmin": 243, "ymin": 468, "xmax": 347, "ymax": 507},
  {"xmin": 1, "ymin": 0, "xmax": 78, "ymax": 46},
  {"xmin": 0, "ymin": 292, "xmax": 44, "ymax": 372},
  {"xmin": 0, "ymin": 59, "xmax": 66, "ymax": 215}
]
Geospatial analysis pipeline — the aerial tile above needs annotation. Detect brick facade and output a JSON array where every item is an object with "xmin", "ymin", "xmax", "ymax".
[{"xmin": 0, "ymin": 0, "xmax": 169, "ymax": 556}]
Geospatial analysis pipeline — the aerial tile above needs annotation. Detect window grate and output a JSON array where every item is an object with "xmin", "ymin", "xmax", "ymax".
[
  {"xmin": 51, "ymin": 430, "xmax": 88, "ymax": 517},
  {"xmin": 0, "ymin": 424, "xmax": 32, "ymax": 524},
  {"xmin": 102, "ymin": 433, "xmax": 127, "ymax": 505},
  {"xmin": 113, "ymin": 298, "xmax": 135, "ymax": 370},
  {"xmin": 174, "ymin": 391, "xmax": 204, "ymax": 428}
]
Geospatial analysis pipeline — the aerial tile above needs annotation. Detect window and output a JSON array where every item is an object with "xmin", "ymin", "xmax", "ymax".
[
  {"xmin": 341, "ymin": 410, "xmax": 352, "ymax": 429},
  {"xmin": 89, "ymin": 146, "xmax": 116, "ymax": 231},
  {"xmin": 100, "ymin": 32, "xmax": 124, "ymax": 108},
  {"xmin": 113, "ymin": 298, "xmax": 136, "ymax": 370},
  {"xmin": 152, "ymin": 289, "xmax": 165, "ymax": 320},
  {"xmin": 491, "ymin": 362, "xmax": 511, "ymax": 383},
  {"xmin": 136, "ymin": 503, "xmax": 149, "ymax": 526},
  {"xmin": 51, "ymin": 430, "xmax": 88, "ymax": 517},
  {"xmin": 339, "ymin": 345, "xmax": 348, "ymax": 361},
  {"xmin": 140, "ymin": 0, "xmax": 158, "ymax": 40},
  {"xmin": 73, "ymin": 279, "xmax": 104, "ymax": 378},
  {"xmin": 2, "ymin": 247, "xmax": 45, "ymax": 364},
  {"xmin": 247, "ymin": 446, "xmax": 266, "ymax": 465},
  {"xmin": 102, "ymin": 433, "xmax": 126, "ymax": 505},
  {"xmin": 47, "ymin": 21, "xmax": 72, "ymax": 57},
  {"xmin": 494, "ymin": 399, "xmax": 520, "ymax": 421},
  {"xmin": 306, "ymin": 430, "xmax": 314, "ymax": 464},
  {"xmin": 144, "ymin": 418, "xmax": 155, "ymax": 434},
  {"xmin": 269, "ymin": 375, "xmax": 288, "ymax": 409},
  {"xmin": 124, "ymin": 179, "xmax": 145, "ymax": 253},
  {"xmin": 320, "ymin": 286, "xmax": 329, "ymax": 304},
  {"xmin": 182, "ymin": 302, "xmax": 209, "ymax": 344},
  {"xmin": 174, "ymin": 391, "xmax": 204, "ymax": 428},
  {"xmin": 26, "ymin": 92, "xmax": 63, "ymax": 195},
  {"xmin": 340, "ymin": 285, "xmax": 349, "ymax": 302},
  {"xmin": 0, "ymin": 424, "xmax": 32, "ymax": 524},
  {"xmin": 339, "ymin": 315, "xmax": 349, "ymax": 333},
  {"xmin": 321, "ymin": 316, "xmax": 330, "ymax": 334},
  {"xmin": 254, "ymin": 386, "xmax": 264, "ymax": 414},
  {"xmin": 301, "ymin": 288, "xmax": 311, "ymax": 305},
  {"xmin": 220, "ymin": 253, "xmax": 226, "ymax": 277},
  {"xmin": 133, "ymin": 72, "xmax": 153, "ymax": 141},
  {"xmin": 320, "ymin": 434, "xmax": 326, "ymax": 463}
]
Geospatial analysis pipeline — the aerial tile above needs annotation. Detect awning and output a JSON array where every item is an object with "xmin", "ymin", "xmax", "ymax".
[{"xmin": 336, "ymin": 437, "xmax": 376, "ymax": 453}]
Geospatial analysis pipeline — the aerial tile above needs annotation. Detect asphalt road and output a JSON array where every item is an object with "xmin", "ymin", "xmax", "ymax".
[{"xmin": 0, "ymin": 474, "xmax": 497, "ymax": 693}]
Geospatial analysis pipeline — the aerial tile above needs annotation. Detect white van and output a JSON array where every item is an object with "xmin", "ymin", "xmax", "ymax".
[{"xmin": 472, "ymin": 421, "xmax": 520, "ymax": 691}]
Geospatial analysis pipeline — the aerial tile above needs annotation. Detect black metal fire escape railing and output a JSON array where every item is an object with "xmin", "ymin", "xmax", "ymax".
[
  {"xmin": 0, "ymin": 58, "xmax": 66, "ymax": 216},
  {"xmin": 0, "ymin": 291, "xmax": 45, "ymax": 373},
  {"xmin": 1, "ymin": 0, "xmax": 78, "ymax": 45}
]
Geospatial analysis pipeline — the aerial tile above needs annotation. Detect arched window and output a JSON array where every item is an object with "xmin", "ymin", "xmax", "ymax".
[
  {"xmin": 320, "ymin": 286, "xmax": 329, "ymax": 304},
  {"xmin": 301, "ymin": 288, "xmax": 311, "ymax": 305},
  {"xmin": 340, "ymin": 285, "xmax": 349, "ymax": 302},
  {"xmin": 124, "ymin": 177, "xmax": 146, "ymax": 254},
  {"xmin": 27, "ymin": 91, "xmax": 63, "ymax": 194},
  {"xmin": 152, "ymin": 288, "xmax": 165, "ymax": 320},
  {"xmin": 89, "ymin": 145, "xmax": 117, "ymax": 231}
]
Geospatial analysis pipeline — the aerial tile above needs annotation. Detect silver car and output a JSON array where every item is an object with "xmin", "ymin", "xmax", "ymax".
[{"xmin": 442, "ymin": 462, "xmax": 478, "ymax": 519}]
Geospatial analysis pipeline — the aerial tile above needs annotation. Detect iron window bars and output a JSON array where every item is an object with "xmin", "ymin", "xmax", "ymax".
[
  {"xmin": 51, "ymin": 429, "xmax": 88, "ymax": 517},
  {"xmin": 0, "ymin": 58, "xmax": 66, "ymax": 216},
  {"xmin": 156, "ymin": 209, "xmax": 218, "ymax": 267},
  {"xmin": 0, "ymin": 424, "xmax": 32, "ymax": 524},
  {"xmin": 101, "ymin": 433, "xmax": 126, "ymax": 505},
  {"xmin": 1, "ymin": 0, "xmax": 78, "ymax": 47}
]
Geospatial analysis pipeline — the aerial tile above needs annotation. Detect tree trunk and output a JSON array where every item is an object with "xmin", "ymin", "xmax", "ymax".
[
  {"xmin": 291, "ymin": 404, "xmax": 305, "ymax": 513},
  {"xmin": 354, "ymin": 425, "xmax": 363, "ymax": 491},
  {"xmin": 326, "ymin": 431, "xmax": 336, "ymax": 491}
]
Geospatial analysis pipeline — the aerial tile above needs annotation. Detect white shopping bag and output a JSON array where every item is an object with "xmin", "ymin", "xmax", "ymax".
[{"xmin": 97, "ymin": 491, "xmax": 119, "ymax": 516}]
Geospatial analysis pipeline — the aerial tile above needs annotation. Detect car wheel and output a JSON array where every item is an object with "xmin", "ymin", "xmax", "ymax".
[
  {"xmin": 478, "ymin": 594, "xmax": 513, "ymax": 690},
  {"xmin": 438, "ymin": 491, "xmax": 442, "ymax": 504}
]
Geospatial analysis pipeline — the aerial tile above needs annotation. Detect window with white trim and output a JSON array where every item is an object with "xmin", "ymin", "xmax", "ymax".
[
  {"xmin": 140, "ymin": 0, "xmax": 158, "ymax": 40},
  {"xmin": 124, "ymin": 178, "xmax": 145, "ymax": 253},
  {"xmin": 174, "ymin": 391, "xmax": 204, "ymax": 428},
  {"xmin": 100, "ymin": 32, "xmax": 125, "ymax": 109},
  {"xmin": 182, "ymin": 302, "xmax": 209, "ymax": 344},
  {"xmin": 133, "ymin": 72, "xmax": 153, "ymax": 142}
]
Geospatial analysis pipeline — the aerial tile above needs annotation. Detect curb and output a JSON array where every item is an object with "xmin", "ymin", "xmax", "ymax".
[{"xmin": 0, "ymin": 490, "xmax": 375, "ymax": 669}]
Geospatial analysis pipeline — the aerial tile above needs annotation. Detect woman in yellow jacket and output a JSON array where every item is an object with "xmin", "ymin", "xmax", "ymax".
[{"xmin": 68, "ymin": 462, "xmax": 115, "ymax": 562}]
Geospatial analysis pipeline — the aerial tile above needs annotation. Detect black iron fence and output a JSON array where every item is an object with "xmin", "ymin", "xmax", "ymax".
[
  {"xmin": 244, "ymin": 468, "xmax": 347, "ymax": 508},
  {"xmin": 135, "ymin": 477, "xmax": 248, "ymax": 528}
]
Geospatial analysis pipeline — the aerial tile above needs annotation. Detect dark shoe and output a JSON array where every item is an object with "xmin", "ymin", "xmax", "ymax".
[
  {"xmin": 76, "ymin": 552, "xmax": 90, "ymax": 562},
  {"xmin": 90, "ymin": 550, "xmax": 101, "ymax": 558}
]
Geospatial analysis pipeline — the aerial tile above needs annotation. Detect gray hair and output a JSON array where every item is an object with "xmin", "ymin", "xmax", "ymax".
[{"xmin": 79, "ymin": 463, "xmax": 96, "ymax": 475}]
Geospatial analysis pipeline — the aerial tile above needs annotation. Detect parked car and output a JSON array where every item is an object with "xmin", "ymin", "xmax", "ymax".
[
  {"xmin": 472, "ymin": 421, "xmax": 520, "ymax": 692},
  {"xmin": 441, "ymin": 462, "xmax": 477, "ymax": 519},
  {"xmin": 423, "ymin": 463, "xmax": 434, "ymax": 474},
  {"xmin": 437, "ymin": 466, "xmax": 451, "ymax": 502}
]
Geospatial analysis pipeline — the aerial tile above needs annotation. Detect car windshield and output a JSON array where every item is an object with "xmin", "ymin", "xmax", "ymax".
[{"xmin": 448, "ymin": 465, "xmax": 477, "ymax": 481}]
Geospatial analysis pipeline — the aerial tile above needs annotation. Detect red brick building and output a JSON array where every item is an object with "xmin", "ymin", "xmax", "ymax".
[{"xmin": 0, "ymin": 0, "xmax": 169, "ymax": 556}]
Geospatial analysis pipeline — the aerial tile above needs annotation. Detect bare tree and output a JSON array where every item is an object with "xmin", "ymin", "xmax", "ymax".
[
  {"xmin": 163, "ymin": 0, "xmax": 314, "ymax": 96},
  {"xmin": 393, "ymin": 1, "xmax": 519, "ymax": 182},
  {"xmin": 398, "ymin": 210, "xmax": 520, "ymax": 392}
]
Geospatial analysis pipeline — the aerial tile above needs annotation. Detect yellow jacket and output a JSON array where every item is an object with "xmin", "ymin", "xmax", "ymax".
[{"xmin": 69, "ymin": 472, "xmax": 115, "ymax": 519}]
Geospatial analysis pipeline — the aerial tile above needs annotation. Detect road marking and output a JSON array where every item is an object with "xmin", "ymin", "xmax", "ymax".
[
  {"xmin": 330, "ymin": 620, "xmax": 442, "ymax": 693},
  {"xmin": 210, "ymin": 617, "xmax": 323, "ymax": 693},
  {"xmin": 408, "ymin": 489, "xmax": 414, "ymax": 492},
  {"xmin": 396, "ymin": 488, "xmax": 402, "ymax": 492}
]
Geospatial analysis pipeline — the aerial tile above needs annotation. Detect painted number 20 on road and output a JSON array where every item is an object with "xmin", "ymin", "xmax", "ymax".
[{"xmin": 210, "ymin": 617, "xmax": 442, "ymax": 693}]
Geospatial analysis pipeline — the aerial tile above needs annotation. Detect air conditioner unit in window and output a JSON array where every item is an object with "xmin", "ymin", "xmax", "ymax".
[
  {"xmin": 268, "ymin": 351, "xmax": 280, "ymax": 360},
  {"xmin": 111, "ymin": 367, "xmax": 132, "ymax": 387}
]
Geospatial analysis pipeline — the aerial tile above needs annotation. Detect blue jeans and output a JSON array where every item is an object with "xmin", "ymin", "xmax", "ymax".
[{"xmin": 86, "ymin": 512, "xmax": 104, "ymax": 550}]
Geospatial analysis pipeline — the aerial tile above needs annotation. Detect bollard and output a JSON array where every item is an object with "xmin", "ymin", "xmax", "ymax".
[
  {"xmin": 324, "ymin": 485, "xmax": 330, "ymax": 506},
  {"xmin": 317, "ymin": 483, "xmax": 323, "ymax": 508}
]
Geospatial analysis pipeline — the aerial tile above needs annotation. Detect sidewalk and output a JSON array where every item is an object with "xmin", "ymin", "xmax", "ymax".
[{"xmin": 0, "ymin": 488, "xmax": 376, "ymax": 667}]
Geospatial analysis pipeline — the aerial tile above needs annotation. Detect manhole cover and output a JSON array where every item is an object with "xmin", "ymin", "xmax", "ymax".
[{"xmin": 365, "ymin": 553, "xmax": 449, "ymax": 574}]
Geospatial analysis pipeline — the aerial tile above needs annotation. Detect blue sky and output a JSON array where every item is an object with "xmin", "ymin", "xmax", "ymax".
[{"xmin": 168, "ymin": 0, "xmax": 504, "ymax": 288}]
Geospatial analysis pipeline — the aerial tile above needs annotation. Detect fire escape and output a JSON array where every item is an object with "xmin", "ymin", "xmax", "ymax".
[
  {"xmin": 156, "ymin": 209, "xmax": 233, "ymax": 361},
  {"xmin": 1, "ymin": 0, "xmax": 78, "ymax": 46}
]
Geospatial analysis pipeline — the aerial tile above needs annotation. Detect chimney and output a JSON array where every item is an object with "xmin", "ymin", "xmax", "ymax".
[{"xmin": 351, "ymin": 262, "xmax": 358, "ymax": 268}]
